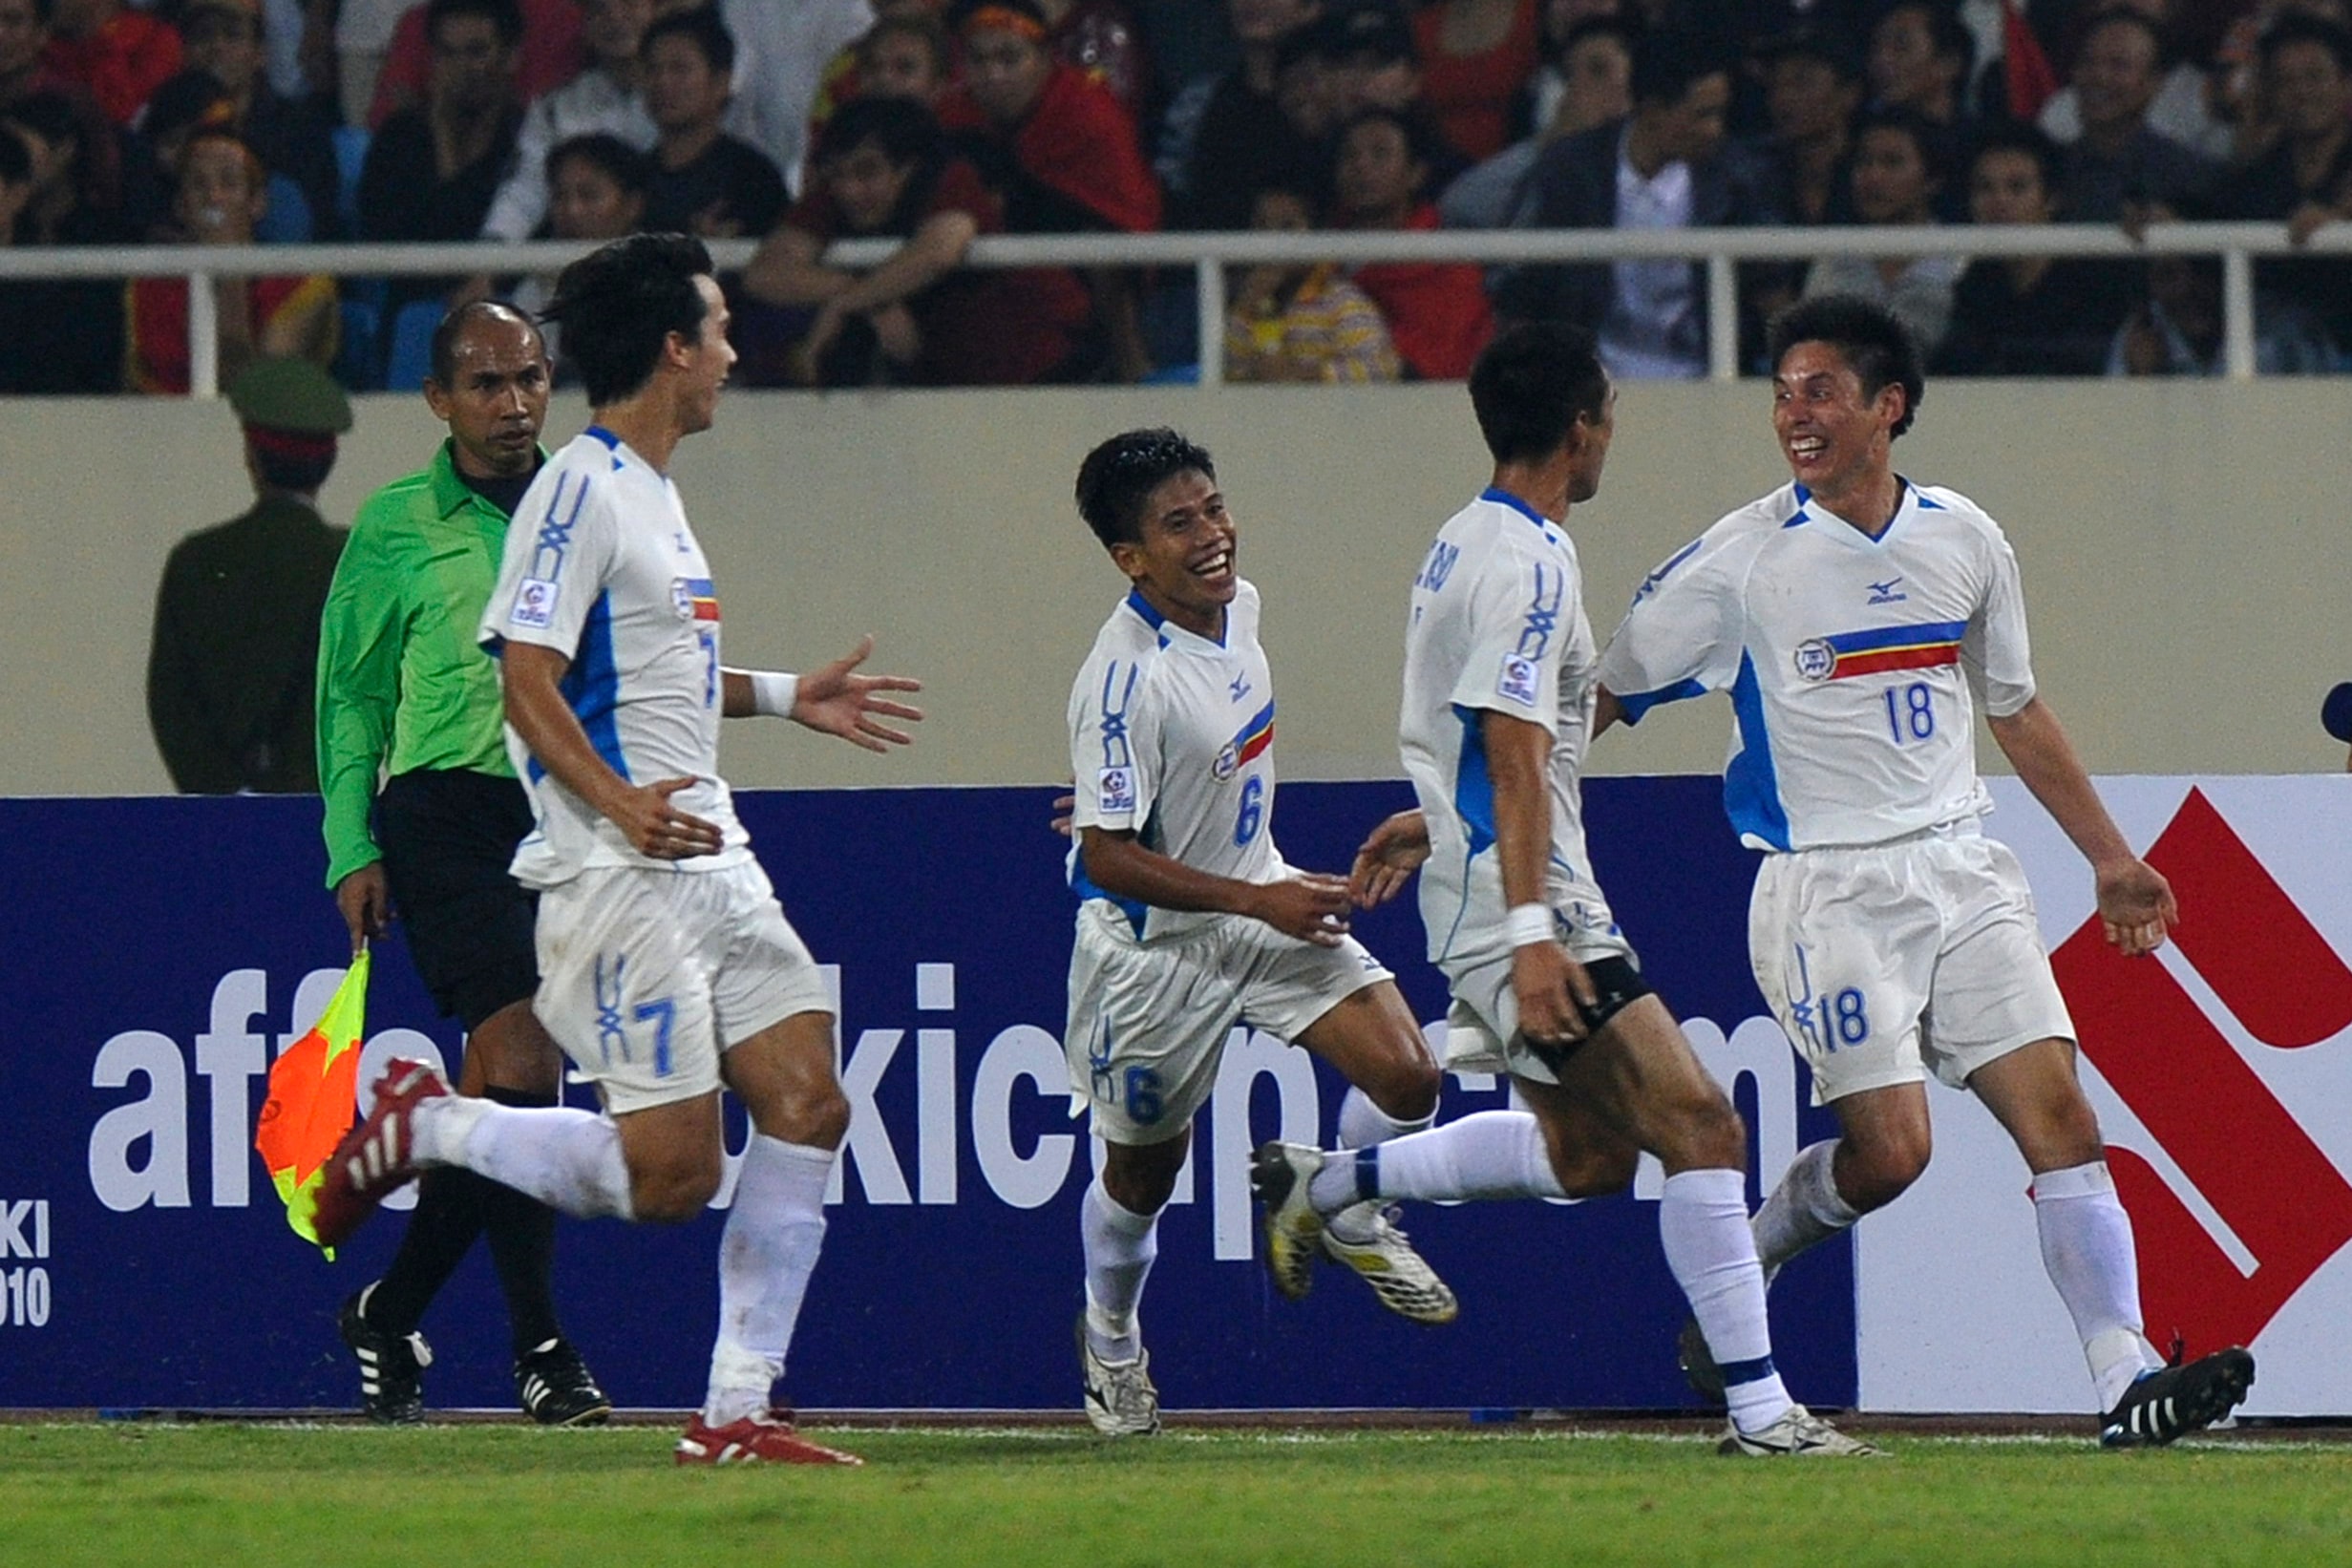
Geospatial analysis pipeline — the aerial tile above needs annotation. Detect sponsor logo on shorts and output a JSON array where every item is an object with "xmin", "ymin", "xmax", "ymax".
[
  {"xmin": 1098, "ymin": 766, "xmax": 1136, "ymax": 815},
  {"xmin": 511, "ymin": 578, "xmax": 559, "ymax": 630},
  {"xmin": 1496, "ymin": 653, "xmax": 1539, "ymax": 707},
  {"xmin": 1793, "ymin": 639, "xmax": 1836, "ymax": 682}
]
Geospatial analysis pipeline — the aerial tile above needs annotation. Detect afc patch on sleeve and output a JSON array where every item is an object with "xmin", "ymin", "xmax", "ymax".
[
  {"xmin": 1097, "ymin": 765, "xmax": 1136, "ymax": 816},
  {"xmin": 1495, "ymin": 652, "xmax": 1540, "ymax": 708},
  {"xmin": 510, "ymin": 578, "xmax": 560, "ymax": 631}
]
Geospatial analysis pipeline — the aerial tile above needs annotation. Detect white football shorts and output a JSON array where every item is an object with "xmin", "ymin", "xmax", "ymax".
[
  {"xmin": 533, "ymin": 858, "xmax": 832, "ymax": 1115},
  {"xmin": 1064, "ymin": 899, "xmax": 1392, "ymax": 1145},
  {"xmin": 1436, "ymin": 913, "xmax": 1640, "ymax": 1086},
  {"xmin": 1748, "ymin": 823, "xmax": 2076, "ymax": 1106}
]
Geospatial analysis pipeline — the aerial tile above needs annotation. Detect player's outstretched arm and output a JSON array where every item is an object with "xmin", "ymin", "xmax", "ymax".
[
  {"xmin": 505, "ymin": 642, "xmax": 724, "ymax": 859},
  {"xmin": 1350, "ymin": 810, "xmax": 1430, "ymax": 908},
  {"xmin": 1079, "ymin": 826, "xmax": 1352, "ymax": 947},
  {"xmin": 1988, "ymin": 695, "xmax": 2177, "ymax": 957},
  {"xmin": 721, "ymin": 635, "xmax": 923, "ymax": 751}
]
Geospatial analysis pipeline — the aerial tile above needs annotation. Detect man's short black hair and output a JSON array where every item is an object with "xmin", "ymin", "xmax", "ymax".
[
  {"xmin": 428, "ymin": 298, "xmax": 543, "ymax": 387},
  {"xmin": 250, "ymin": 442, "xmax": 336, "ymax": 494},
  {"xmin": 643, "ymin": 7, "xmax": 734, "ymax": 75},
  {"xmin": 541, "ymin": 232, "xmax": 714, "ymax": 407},
  {"xmin": 1853, "ymin": 102, "xmax": 1951, "ymax": 190},
  {"xmin": 1468, "ymin": 323, "xmax": 1610, "ymax": 466},
  {"xmin": 815, "ymin": 95, "xmax": 943, "ymax": 172},
  {"xmin": 1075, "ymin": 428, "xmax": 1217, "ymax": 550},
  {"xmin": 427, "ymin": 0, "xmax": 523, "ymax": 49},
  {"xmin": 2261, "ymin": 13, "xmax": 2352, "ymax": 77},
  {"xmin": 1768, "ymin": 294, "xmax": 1926, "ymax": 439},
  {"xmin": 1630, "ymin": 28, "xmax": 1732, "ymax": 109},
  {"xmin": 1967, "ymin": 117, "xmax": 2062, "ymax": 207},
  {"xmin": 546, "ymin": 130, "xmax": 653, "ymax": 194}
]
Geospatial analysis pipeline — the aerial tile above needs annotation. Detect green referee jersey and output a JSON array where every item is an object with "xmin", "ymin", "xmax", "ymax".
[{"xmin": 315, "ymin": 440, "xmax": 546, "ymax": 889}]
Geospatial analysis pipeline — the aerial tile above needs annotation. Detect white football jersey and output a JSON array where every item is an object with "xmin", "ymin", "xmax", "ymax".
[
  {"xmin": 1067, "ymin": 580, "xmax": 1286, "ymax": 944},
  {"xmin": 1400, "ymin": 489, "xmax": 1622, "ymax": 967},
  {"xmin": 480, "ymin": 426, "xmax": 752, "ymax": 888},
  {"xmin": 1597, "ymin": 479, "xmax": 2037, "ymax": 852}
]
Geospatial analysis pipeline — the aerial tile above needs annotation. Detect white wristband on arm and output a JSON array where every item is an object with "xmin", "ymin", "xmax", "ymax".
[
  {"xmin": 1506, "ymin": 902, "xmax": 1555, "ymax": 950},
  {"xmin": 748, "ymin": 670, "xmax": 799, "ymax": 718}
]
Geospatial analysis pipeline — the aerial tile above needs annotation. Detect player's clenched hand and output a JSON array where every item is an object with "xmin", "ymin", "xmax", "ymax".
[
  {"xmin": 1349, "ymin": 809, "xmax": 1430, "ymax": 908},
  {"xmin": 334, "ymin": 863, "xmax": 392, "ymax": 954},
  {"xmin": 1245, "ymin": 874, "xmax": 1354, "ymax": 947},
  {"xmin": 1514, "ymin": 942, "xmax": 1600, "ymax": 1048},
  {"xmin": 793, "ymin": 634, "xmax": 924, "ymax": 752},
  {"xmin": 615, "ymin": 776, "xmax": 726, "ymax": 859},
  {"xmin": 1049, "ymin": 791, "xmax": 1076, "ymax": 837},
  {"xmin": 2095, "ymin": 857, "xmax": 2177, "ymax": 957}
]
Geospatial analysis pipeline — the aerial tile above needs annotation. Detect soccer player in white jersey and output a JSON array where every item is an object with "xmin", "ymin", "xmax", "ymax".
[
  {"xmin": 308, "ymin": 233, "xmax": 925, "ymax": 1468},
  {"xmin": 1254, "ymin": 325, "xmax": 1871, "ymax": 1457},
  {"xmin": 1063, "ymin": 429, "xmax": 1456, "ymax": 1437},
  {"xmin": 1595, "ymin": 294, "xmax": 2255, "ymax": 1446}
]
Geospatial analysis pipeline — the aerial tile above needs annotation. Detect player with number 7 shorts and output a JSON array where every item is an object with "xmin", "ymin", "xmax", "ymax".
[{"xmin": 1059, "ymin": 429, "xmax": 1454, "ymax": 1438}]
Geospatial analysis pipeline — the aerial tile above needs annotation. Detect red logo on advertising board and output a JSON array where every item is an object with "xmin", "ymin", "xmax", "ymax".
[{"xmin": 2052, "ymin": 788, "xmax": 2352, "ymax": 1355}]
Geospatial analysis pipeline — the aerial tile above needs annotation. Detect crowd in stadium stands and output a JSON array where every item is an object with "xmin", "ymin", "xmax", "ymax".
[{"xmin": 4, "ymin": 0, "xmax": 2352, "ymax": 392}]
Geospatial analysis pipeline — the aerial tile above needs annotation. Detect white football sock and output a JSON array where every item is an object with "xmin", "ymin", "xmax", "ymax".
[
  {"xmin": 703, "ymin": 1135, "xmax": 834, "ymax": 1427},
  {"xmin": 1750, "ymin": 1139, "xmax": 1859, "ymax": 1284},
  {"xmin": 1324, "ymin": 1088, "xmax": 1438, "ymax": 1242},
  {"xmin": 1662, "ymin": 1167, "xmax": 1792, "ymax": 1435},
  {"xmin": 416, "ymin": 1097, "xmax": 634, "ymax": 1220},
  {"xmin": 2032, "ymin": 1159, "xmax": 2161, "ymax": 1410},
  {"xmin": 1081, "ymin": 1176, "xmax": 1158, "ymax": 1362},
  {"xmin": 1310, "ymin": 1110, "xmax": 1567, "ymax": 1217}
]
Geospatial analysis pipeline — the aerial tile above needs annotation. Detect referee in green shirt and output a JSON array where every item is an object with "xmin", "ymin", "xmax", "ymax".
[{"xmin": 315, "ymin": 301, "xmax": 608, "ymax": 1427}]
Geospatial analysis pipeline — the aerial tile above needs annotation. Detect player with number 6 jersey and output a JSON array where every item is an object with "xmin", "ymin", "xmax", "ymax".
[{"xmin": 1060, "ymin": 430, "xmax": 1454, "ymax": 1438}]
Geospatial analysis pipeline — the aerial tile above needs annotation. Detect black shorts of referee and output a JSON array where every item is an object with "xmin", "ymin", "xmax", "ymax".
[{"xmin": 375, "ymin": 768, "xmax": 540, "ymax": 1030}]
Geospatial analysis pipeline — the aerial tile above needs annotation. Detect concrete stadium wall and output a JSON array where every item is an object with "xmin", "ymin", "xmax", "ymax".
[{"xmin": 3, "ymin": 380, "xmax": 2344, "ymax": 799}]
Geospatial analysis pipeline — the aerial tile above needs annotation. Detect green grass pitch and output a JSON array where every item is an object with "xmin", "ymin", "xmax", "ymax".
[{"xmin": 3, "ymin": 1420, "xmax": 2347, "ymax": 1568}]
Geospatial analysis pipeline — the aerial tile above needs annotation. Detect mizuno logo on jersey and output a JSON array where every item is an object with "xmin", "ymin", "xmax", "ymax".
[
  {"xmin": 1792, "ymin": 621, "xmax": 1965, "ymax": 682},
  {"xmin": 1866, "ymin": 577, "xmax": 1908, "ymax": 604},
  {"xmin": 1212, "ymin": 701, "xmax": 1275, "ymax": 780},
  {"xmin": 671, "ymin": 577, "xmax": 720, "ymax": 622}
]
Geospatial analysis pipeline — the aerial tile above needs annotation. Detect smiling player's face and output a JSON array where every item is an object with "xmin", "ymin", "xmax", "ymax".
[
  {"xmin": 1110, "ymin": 469, "xmax": 1236, "ymax": 641},
  {"xmin": 1771, "ymin": 340, "xmax": 1899, "ymax": 508}
]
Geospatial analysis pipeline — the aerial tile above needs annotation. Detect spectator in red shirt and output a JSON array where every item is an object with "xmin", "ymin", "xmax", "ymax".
[
  {"xmin": 1333, "ymin": 105, "xmax": 1489, "ymax": 377},
  {"xmin": 740, "ymin": 94, "xmax": 1092, "ymax": 385},
  {"xmin": 1412, "ymin": 0, "xmax": 1540, "ymax": 161},
  {"xmin": 939, "ymin": 0, "xmax": 1157, "ymax": 233},
  {"xmin": 42, "ymin": 0, "xmax": 179, "ymax": 125},
  {"xmin": 367, "ymin": 0, "xmax": 583, "ymax": 128}
]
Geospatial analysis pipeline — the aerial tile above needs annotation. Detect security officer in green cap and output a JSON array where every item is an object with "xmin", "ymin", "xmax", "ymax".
[{"xmin": 146, "ymin": 355, "xmax": 354, "ymax": 793}]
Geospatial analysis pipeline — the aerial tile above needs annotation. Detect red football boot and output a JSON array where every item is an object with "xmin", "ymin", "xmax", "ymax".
[
  {"xmin": 310, "ymin": 1058, "xmax": 450, "ymax": 1248},
  {"xmin": 675, "ymin": 1408, "xmax": 864, "ymax": 1467}
]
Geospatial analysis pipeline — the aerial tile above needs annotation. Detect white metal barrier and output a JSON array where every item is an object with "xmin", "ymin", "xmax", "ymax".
[{"xmin": 1, "ymin": 221, "xmax": 2342, "ymax": 394}]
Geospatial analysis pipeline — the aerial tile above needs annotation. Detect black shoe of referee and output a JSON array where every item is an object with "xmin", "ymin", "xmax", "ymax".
[
  {"xmin": 516, "ymin": 1337, "xmax": 613, "ymax": 1427},
  {"xmin": 339, "ymin": 1283, "xmax": 431, "ymax": 1425}
]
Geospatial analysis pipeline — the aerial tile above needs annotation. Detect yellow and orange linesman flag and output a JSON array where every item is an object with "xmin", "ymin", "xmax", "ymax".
[{"xmin": 253, "ymin": 949, "xmax": 371, "ymax": 1257}]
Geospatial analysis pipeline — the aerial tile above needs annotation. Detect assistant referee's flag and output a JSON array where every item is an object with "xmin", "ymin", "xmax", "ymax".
[{"xmin": 253, "ymin": 949, "xmax": 371, "ymax": 1257}]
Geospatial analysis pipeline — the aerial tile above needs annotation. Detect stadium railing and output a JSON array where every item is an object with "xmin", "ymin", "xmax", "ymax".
[{"xmin": 0, "ymin": 221, "xmax": 2341, "ymax": 394}]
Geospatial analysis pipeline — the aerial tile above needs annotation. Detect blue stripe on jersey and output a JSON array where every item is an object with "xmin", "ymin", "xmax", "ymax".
[
  {"xmin": 1723, "ymin": 651, "xmax": 1790, "ymax": 851},
  {"xmin": 1615, "ymin": 677, "xmax": 1708, "ymax": 725},
  {"xmin": 1824, "ymin": 620, "xmax": 1967, "ymax": 655},
  {"xmin": 530, "ymin": 470, "xmax": 591, "ymax": 578},
  {"xmin": 1124, "ymin": 586, "xmax": 1218, "ymax": 647},
  {"xmin": 1068, "ymin": 843, "xmax": 1149, "ymax": 939},
  {"xmin": 583, "ymin": 425, "xmax": 620, "ymax": 449},
  {"xmin": 1451, "ymin": 703, "xmax": 1497, "ymax": 859},
  {"xmin": 559, "ymin": 589, "xmax": 630, "ymax": 782}
]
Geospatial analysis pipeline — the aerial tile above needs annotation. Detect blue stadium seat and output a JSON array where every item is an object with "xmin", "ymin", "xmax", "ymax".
[
  {"xmin": 381, "ymin": 299, "xmax": 443, "ymax": 392},
  {"xmin": 331, "ymin": 125, "xmax": 371, "ymax": 235}
]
